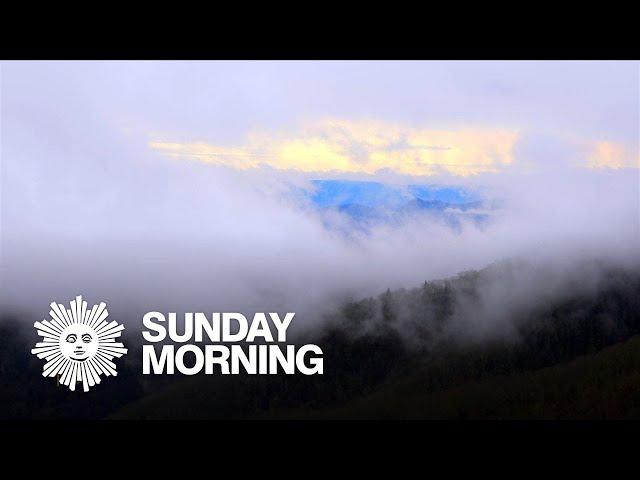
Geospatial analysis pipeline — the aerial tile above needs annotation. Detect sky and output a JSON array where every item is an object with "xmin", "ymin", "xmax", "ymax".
[{"xmin": 1, "ymin": 61, "xmax": 639, "ymax": 331}]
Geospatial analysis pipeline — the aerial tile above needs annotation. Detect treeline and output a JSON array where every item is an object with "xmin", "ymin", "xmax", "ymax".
[
  {"xmin": 2, "ymin": 259, "xmax": 640, "ymax": 419},
  {"xmin": 327, "ymin": 260, "xmax": 640, "ymax": 389}
]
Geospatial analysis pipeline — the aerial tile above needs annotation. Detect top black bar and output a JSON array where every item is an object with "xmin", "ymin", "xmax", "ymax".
[{"xmin": 2, "ymin": 8, "xmax": 638, "ymax": 60}]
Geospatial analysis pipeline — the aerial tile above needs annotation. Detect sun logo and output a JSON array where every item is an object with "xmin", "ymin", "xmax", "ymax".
[{"xmin": 31, "ymin": 296, "xmax": 128, "ymax": 392}]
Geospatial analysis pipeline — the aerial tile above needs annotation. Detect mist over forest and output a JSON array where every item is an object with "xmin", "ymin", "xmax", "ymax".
[{"xmin": 2, "ymin": 257, "xmax": 640, "ymax": 419}]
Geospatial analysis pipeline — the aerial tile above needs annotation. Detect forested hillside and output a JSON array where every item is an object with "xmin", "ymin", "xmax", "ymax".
[{"xmin": 2, "ymin": 259, "xmax": 639, "ymax": 419}]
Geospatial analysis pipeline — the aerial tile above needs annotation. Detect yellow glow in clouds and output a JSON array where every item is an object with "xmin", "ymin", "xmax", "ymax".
[
  {"xmin": 150, "ymin": 119, "xmax": 520, "ymax": 176},
  {"xmin": 587, "ymin": 141, "xmax": 640, "ymax": 170}
]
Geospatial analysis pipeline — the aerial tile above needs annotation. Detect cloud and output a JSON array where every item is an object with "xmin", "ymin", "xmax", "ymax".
[
  {"xmin": 150, "ymin": 119, "xmax": 521, "ymax": 176},
  {"xmin": 150, "ymin": 118, "xmax": 640, "ymax": 177},
  {"xmin": 587, "ymin": 141, "xmax": 640, "ymax": 169}
]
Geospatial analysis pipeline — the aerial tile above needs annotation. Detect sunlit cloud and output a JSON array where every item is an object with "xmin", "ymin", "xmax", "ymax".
[
  {"xmin": 150, "ymin": 119, "xmax": 521, "ymax": 176},
  {"xmin": 586, "ymin": 141, "xmax": 640, "ymax": 170}
]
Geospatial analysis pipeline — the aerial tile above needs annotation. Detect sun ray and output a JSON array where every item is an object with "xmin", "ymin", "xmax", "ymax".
[
  {"xmin": 60, "ymin": 360, "xmax": 72, "ymax": 387},
  {"xmin": 85, "ymin": 303, "xmax": 97, "ymax": 326},
  {"xmin": 86, "ymin": 359, "xmax": 101, "ymax": 385},
  {"xmin": 50, "ymin": 303, "xmax": 68, "ymax": 328},
  {"xmin": 81, "ymin": 299, "xmax": 88, "ymax": 324},
  {"xmin": 93, "ymin": 356, "xmax": 115, "ymax": 376},
  {"xmin": 43, "ymin": 354, "xmax": 65, "ymax": 377},
  {"xmin": 89, "ymin": 303, "xmax": 108, "ymax": 329},
  {"xmin": 35, "ymin": 320, "xmax": 62, "ymax": 336}
]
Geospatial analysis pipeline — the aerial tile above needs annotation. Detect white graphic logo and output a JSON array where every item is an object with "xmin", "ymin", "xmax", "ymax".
[{"xmin": 31, "ymin": 296, "xmax": 128, "ymax": 392}]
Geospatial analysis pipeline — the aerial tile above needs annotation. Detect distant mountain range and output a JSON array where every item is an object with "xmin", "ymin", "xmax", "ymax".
[{"xmin": 306, "ymin": 180, "xmax": 491, "ymax": 230}]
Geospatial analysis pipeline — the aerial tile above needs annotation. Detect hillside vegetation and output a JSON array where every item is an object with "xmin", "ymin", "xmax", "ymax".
[
  {"xmin": 112, "ymin": 259, "xmax": 640, "ymax": 420},
  {"xmin": 2, "ymin": 259, "xmax": 639, "ymax": 419}
]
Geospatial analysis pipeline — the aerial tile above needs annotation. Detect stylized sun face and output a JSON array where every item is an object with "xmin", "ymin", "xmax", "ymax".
[
  {"xmin": 60, "ymin": 323, "xmax": 99, "ymax": 361},
  {"xmin": 31, "ymin": 296, "xmax": 128, "ymax": 392}
]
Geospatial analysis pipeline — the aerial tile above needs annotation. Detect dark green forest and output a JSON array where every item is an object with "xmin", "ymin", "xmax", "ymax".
[{"xmin": 2, "ymin": 259, "xmax": 640, "ymax": 419}]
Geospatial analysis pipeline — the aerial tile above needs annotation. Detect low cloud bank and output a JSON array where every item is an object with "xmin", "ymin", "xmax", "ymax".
[
  {"xmin": 2, "ymin": 149, "xmax": 638, "ymax": 342},
  {"xmin": 1, "ymin": 62, "xmax": 638, "ymax": 341}
]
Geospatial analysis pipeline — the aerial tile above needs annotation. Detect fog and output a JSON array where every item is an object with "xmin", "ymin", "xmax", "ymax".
[{"xmin": 1, "ymin": 61, "xmax": 638, "ymax": 338}]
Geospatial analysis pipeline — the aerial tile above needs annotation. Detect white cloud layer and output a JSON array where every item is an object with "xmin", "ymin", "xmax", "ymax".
[{"xmin": 1, "ymin": 61, "xmax": 638, "ymax": 337}]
